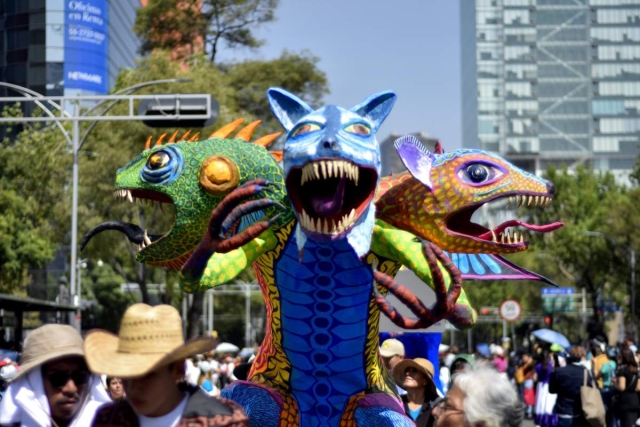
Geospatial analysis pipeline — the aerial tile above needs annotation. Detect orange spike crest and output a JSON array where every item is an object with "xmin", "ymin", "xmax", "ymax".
[
  {"xmin": 209, "ymin": 118, "xmax": 244, "ymax": 139},
  {"xmin": 253, "ymin": 132, "xmax": 282, "ymax": 148},
  {"xmin": 236, "ymin": 120, "xmax": 261, "ymax": 141}
]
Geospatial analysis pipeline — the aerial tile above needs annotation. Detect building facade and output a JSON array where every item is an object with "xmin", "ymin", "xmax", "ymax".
[
  {"xmin": 0, "ymin": 0, "xmax": 141, "ymax": 97},
  {"xmin": 461, "ymin": 0, "xmax": 640, "ymax": 182}
]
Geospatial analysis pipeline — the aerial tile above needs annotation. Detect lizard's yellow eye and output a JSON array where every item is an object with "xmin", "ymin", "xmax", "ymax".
[
  {"xmin": 345, "ymin": 123, "xmax": 371, "ymax": 135},
  {"xmin": 199, "ymin": 155, "xmax": 240, "ymax": 195},
  {"xmin": 148, "ymin": 152, "xmax": 170, "ymax": 170},
  {"xmin": 292, "ymin": 123, "xmax": 321, "ymax": 137}
]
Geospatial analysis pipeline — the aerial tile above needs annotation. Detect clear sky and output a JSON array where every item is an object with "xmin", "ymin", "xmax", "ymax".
[{"xmin": 217, "ymin": 0, "xmax": 462, "ymax": 149}]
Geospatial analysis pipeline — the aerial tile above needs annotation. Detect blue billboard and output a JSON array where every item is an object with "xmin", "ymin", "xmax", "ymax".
[{"xmin": 64, "ymin": 0, "xmax": 108, "ymax": 94}]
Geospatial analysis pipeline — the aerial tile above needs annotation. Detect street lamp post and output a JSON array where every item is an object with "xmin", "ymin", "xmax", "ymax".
[
  {"xmin": 583, "ymin": 231, "xmax": 637, "ymax": 341},
  {"xmin": 67, "ymin": 79, "xmax": 191, "ymax": 329},
  {"xmin": 1, "ymin": 79, "xmax": 199, "ymax": 331}
]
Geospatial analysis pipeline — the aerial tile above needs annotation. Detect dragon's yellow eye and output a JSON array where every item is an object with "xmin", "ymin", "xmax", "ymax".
[
  {"xmin": 292, "ymin": 123, "xmax": 321, "ymax": 137},
  {"xmin": 345, "ymin": 123, "xmax": 371, "ymax": 135},
  {"xmin": 148, "ymin": 152, "xmax": 170, "ymax": 169}
]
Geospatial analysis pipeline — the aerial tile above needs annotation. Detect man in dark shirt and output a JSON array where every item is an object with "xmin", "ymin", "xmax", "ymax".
[{"xmin": 549, "ymin": 346, "xmax": 593, "ymax": 427}]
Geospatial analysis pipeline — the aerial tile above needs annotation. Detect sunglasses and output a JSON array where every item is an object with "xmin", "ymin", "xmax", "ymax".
[{"xmin": 46, "ymin": 371, "xmax": 89, "ymax": 389}]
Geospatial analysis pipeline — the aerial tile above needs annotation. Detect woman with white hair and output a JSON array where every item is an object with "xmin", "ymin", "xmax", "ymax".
[{"xmin": 433, "ymin": 364, "xmax": 524, "ymax": 427}]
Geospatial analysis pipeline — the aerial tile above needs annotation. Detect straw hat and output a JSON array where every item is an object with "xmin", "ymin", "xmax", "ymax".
[
  {"xmin": 84, "ymin": 304, "xmax": 215, "ymax": 378},
  {"xmin": 14, "ymin": 324, "xmax": 85, "ymax": 381},
  {"xmin": 393, "ymin": 358, "xmax": 437, "ymax": 396}
]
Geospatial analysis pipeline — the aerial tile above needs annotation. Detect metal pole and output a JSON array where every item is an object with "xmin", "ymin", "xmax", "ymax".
[
  {"xmin": 511, "ymin": 322, "xmax": 517, "ymax": 352},
  {"xmin": 70, "ymin": 104, "xmax": 80, "ymax": 331},
  {"xmin": 208, "ymin": 291, "xmax": 214, "ymax": 335},
  {"xmin": 245, "ymin": 284, "xmax": 251, "ymax": 349},
  {"xmin": 631, "ymin": 249, "xmax": 636, "ymax": 341},
  {"xmin": 182, "ymin": 294, "xmax": 188, "ymax": 337},
  {"xmin": 202, "ymin": 293, "xmax": 207, "ymax": 334},
  {"xmin": 502, "ymin": 320, "xmax": 507, "ymax": 345},
  {"xmin": 582, "ymin": 287, "xmax": 587, "ymax": 337}
]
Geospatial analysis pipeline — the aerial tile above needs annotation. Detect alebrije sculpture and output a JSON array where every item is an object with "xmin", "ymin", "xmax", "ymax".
[{"xmin": 222, "ymin": 88, "xmax": 425, "ymax": 426}]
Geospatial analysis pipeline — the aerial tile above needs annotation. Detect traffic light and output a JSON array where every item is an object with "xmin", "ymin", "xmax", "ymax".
[
  {"xmin": 138, "ymin": 95, "xmax": 219, "ymax": 128},
  {"xmin": 480, "ymin": 307, "xmax": 496, "ymax": 315},
  {"xmin": 544, "ymin": 317, "xmax": 551, "ymax": 324}
]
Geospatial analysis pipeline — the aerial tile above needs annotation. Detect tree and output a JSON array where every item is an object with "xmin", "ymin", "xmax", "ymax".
[
  {"xmin": 0, "ymin": 106, "xmax": 71, "ymax": 293},
  {"xmin": 135, "ymin": 0, "xmax": 278, "ymax": 63},
  {"xmin": 222, "ymin": 50, "xmax": 329, "ymax": 132},
  {"xmin": 524, "ymin": 164, "xmax": 630, "ymax": 331}
]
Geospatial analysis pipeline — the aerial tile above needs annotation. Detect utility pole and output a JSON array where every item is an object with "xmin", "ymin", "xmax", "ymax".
[{"xmin": 0, "ymin": 91, "xmax": 213, "ymax": 331}]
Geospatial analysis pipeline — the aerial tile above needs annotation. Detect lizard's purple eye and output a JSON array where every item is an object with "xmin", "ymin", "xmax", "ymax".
[{"xmin": 457, "ymin": 163, "xmax": 503, "ymax": 184}]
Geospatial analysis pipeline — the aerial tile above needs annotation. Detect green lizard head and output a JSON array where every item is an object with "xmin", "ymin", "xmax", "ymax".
[{"xmin": 82, "ymin": 121, "xmax": 290, "ymax": 269}]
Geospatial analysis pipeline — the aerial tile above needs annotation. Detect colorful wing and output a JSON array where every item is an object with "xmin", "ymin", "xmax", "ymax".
[{"xmin": 443, "ymin": 251, "xmax": 558, "ymax": 286}]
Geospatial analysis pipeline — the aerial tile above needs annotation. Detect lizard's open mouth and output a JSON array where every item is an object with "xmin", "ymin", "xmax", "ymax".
[
  {"xmin": 446, "ymin": 193, "xmax": 564, "ymax": 249},
  {"xmin": 286, "ymin": 159, "xmax": 378, "ymax": 237},
  {"xmin": 80, "ymin": 188, "xmax": 173, "ymax": 253}
]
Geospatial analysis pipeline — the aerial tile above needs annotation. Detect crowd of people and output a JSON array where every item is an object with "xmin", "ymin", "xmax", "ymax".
[{"xmin": 10, "ymin": 303, "xmax": 640, "ymax": 426}]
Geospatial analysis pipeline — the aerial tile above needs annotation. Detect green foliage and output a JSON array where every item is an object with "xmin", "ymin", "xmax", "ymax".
[
  {"xmin": 223, "ymin": 50, "xmax": 329, "ymax": 132},
  {"xmin": 0, "ymin": 106, "xmax": 70, "ymax": 293},
  {"xmin": 465, "ymin": 163, "xmax": 638, "ymax": 342},
  {"xmin": 135, "ymin": 0, "xmax": 278, "ymax": 63}
]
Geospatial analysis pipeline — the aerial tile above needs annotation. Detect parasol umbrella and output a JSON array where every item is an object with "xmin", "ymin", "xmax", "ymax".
[
  {"xmin": 215, "ymin": 342, "xmax": 240, "ymax": 353},
  {"xmin": 532, "ymin": 329, "xmax": 570, "ymax": 349}
]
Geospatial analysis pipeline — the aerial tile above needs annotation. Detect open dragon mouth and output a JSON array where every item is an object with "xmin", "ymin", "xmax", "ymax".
[
  {"xmin": 286, "ymin": 159, "xmax": 378, "ymax": 236},
  {"xmin": 80, "ymin": 188, "xmax": 174, "ymax": 254},
  {"xmin": 114, "ymin": 188, "xmax": 173, "ymax": 252},
  {"xmin": 446, "ymin": 193, "xmax": 564, "ymax": 248}
]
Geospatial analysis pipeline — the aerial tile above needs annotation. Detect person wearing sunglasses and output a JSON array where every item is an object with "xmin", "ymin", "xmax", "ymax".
[
  {"xmin": 0, "ymin": 324, "xmax": 110, "ymax": 427},
  {"xmin": 433, "ymin": 364, "xmax": 524, "ymax": 427}
]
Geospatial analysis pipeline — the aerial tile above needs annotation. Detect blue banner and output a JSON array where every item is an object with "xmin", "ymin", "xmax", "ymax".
[{"xmin": 64, "ymin": 0, "xmax": 108, "ymax": 94}]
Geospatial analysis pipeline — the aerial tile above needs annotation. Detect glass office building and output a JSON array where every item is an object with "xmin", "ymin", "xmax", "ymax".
[
  {"xmin": 461, "ymin": 0, "xmax": 640, "ymax": 182},
  {"xmin": 0, "ymin": 0, "xmax": 141, "ymax": 97}
]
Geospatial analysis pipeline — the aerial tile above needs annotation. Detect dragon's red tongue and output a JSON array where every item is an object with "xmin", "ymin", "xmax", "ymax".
[{"xmin": 478, "ymin": 220, "xmax": 564, "ymax": 240}]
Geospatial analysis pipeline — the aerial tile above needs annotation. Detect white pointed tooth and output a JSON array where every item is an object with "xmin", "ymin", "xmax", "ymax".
[
  {"xmin": 301, "ymin": 167, "xmax": 307, "ymax": 185},
  {"xmin": 527, "ymin": 195, "xmax": 533, "ymax": 206},
  {"xmin": 319, "ymin": 161, "xmax": 326, "ymax": 179},
  {"xmin": 341, "ymin": 213, "xmax": 349, "ymax": 229},
  {"xmin": 313, "ymin": 163, "xmax": 319, "ymax": 180},
  {"xmin": 331, "ymin": 219, "xmax": 337, "ymax": 233},
  {"xmin": 336, "ymin": 161, "xmax": 344, "ymax": 178},
  {"xmin": 513, "ymin": 231, "xmax": 519, "ymax": 242},
  {"xmin": 327, "ymin": 161, "xmax": 333, "ymax": 178},
  {"xmin": 506, "ymin": 197, "xmax": 512, "ymax": 209},
  {"xmin": 507, "ymin": 231, "xmax": 512, "ymax": 245},
  {"xmin": 127, "ymin": 190, "xmax": 133, "ymax": 203},
  {"xmin": 501, "ymin": 233, "xmax": 506, "ymax": 244},
  {"xmin": 491, "ymin": 230, "xmax": 497, "ymax": 242},
  {"xmin": 337, "ymin": 219, "xmax": 345, "ymax": 233},
  {"xmin": 143, "ymin": 229, "xmax": 152, "ymax": 246},
  {"xmin": 534, "ymin": 195, "xmax": 540, "ymax": 206},
  {"xmin": 354, "ymin": 166, "xmax": 359, "ymax": 186},
  {"xmin": 519, "ymin": 233, "xmax": 524, "ymax": 243},
  {"xmin": 349, "ymin": 208, "xmax": 356, "ymax": 223}
]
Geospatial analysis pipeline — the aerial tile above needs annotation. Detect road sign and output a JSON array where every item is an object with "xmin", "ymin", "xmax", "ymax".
[
  {"xmin": 499, "ymin": 299, "xmax": 522, "ymax": 322},
  {"xmin": 542, "ymin": 287, "xmax": 575, "ymax": 295},
  {"xmin": 542, "ymin": 288, "xmax": 576, "ymax": 314}
]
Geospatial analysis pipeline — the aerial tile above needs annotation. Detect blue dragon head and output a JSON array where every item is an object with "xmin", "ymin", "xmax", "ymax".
[{"xmin": 267, "ymin": 88, "xmax": 396, "ymax": 256}]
